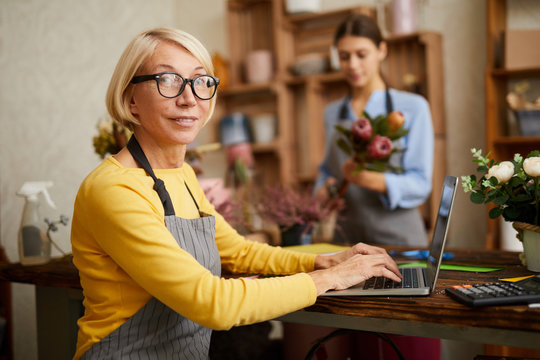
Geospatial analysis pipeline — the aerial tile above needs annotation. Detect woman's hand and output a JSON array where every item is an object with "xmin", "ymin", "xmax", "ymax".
[
  {"xmin": 314, "ymin": 242, "xmax": 388, "ymax": 269},
  {"xmin": 311, "ymin": 243, "xmax": 401, "ymax": 295},
  {"xmin": 315, "ymin": 177, "xmax": 339, "ymax": 202},
  {"xmin": 342, "ymin": 158, "xmax": 387, "ymax": 194}
]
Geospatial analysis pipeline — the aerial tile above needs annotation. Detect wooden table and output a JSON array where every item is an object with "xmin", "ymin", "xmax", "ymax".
[
  {"xmin": 1, "ymin": 249, "xmax": 540, "ymax": 357},
  {"xmin": 278, "ymin": 249, "xmax": 540, "ymax": 350}
]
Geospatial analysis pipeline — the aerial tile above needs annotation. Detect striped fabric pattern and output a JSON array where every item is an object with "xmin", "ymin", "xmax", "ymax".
[{"xmin": 81, "ymin": 213, "xmax": 220, "ymax": 359}]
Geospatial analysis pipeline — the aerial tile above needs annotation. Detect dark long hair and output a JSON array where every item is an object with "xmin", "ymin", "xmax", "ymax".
[{"xmin": 334, "ymin": 14, "xmax": 383, "ymax": 47}]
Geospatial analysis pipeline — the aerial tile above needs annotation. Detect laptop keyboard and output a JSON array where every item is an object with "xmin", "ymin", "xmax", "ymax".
[{"xmin": 363, "ymin": 267, "xmax": 420, "ymax": 290}]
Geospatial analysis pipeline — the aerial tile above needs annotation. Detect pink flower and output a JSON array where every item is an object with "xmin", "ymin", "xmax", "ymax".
[
  {"xmin": 367, "ymin": 135, "xmax": 392, "ymax": 160},
  {"xmin": 351, "ymin": 117, "xmax": 372, "ymax": 141}
]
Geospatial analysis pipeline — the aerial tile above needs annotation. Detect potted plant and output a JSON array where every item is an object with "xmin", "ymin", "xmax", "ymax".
[
  {"xmin": 255, "ymin": 183, "xmax": 335, "ymax": 246},
  {"xmin": 462, "ymin": 148, "xmax": 540, "ymax": 271}
]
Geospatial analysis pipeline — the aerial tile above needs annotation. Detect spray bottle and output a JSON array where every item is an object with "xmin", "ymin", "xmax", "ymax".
[{"xmin": 16, "ymin": 181, "xmax": 56, "ymax": 265}]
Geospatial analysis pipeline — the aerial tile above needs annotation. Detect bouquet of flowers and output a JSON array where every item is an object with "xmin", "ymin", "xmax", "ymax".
[
  {"xmin": 461, "ymin": 148, "xmax": 540, "ymax": 226},
  {"xmin": 335, "ymin": 110, "xmax": 409, "ymax": 173}
]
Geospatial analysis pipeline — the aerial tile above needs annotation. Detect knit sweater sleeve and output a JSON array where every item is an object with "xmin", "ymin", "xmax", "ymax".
[{"xmin": 72, "ymin": 159, "xmax": 318, "ymax": 335}]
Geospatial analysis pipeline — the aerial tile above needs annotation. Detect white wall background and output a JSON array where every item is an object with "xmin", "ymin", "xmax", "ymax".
[{"xmin": 0, "ymin": 0, "xmax": 536, "ymax": 359}]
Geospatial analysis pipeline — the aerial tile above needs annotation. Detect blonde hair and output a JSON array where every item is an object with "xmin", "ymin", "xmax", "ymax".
[{"xmin": 106, "ymin": 27, "xmax": 216, "ymax": 131}]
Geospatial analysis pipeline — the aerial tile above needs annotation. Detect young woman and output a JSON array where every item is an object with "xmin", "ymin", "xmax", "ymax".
[
  {"xmin": 315, "ymin": 14, "xmax": 434, "ymax": 246},
  {"xmin": 70, "ymin": 27, "xmax": 401, "ymax": 359}
]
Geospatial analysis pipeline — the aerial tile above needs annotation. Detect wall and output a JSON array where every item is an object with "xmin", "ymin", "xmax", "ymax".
[
  {"xmin": 0, "ymin": 1, "xmax": 177, "ymax": 358},
  {"xmin": 0, "ymin": 0, "xmax": 515, "ymax": 359}
]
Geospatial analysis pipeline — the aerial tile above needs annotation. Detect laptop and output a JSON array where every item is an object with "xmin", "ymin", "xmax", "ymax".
[{"xmin": 321, "ymin": 175, "xmax": 458, "ymax": 297}]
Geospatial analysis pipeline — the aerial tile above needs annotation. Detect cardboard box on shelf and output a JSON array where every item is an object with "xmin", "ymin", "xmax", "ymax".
[{"xmin": 505, "ymin": 29, "xmax": 540, "ymax": 70}]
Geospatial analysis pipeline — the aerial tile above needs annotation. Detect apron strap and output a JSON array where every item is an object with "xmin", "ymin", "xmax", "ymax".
[
  {"xmin": 385, "ymin": 84, "xmax": 394, "ymax": 114},
  {"xmin": 339, "ymin": 85, "xmax": 394, "ymax": 120},
  {"xmin": 127, "ymin": 135, "xmax": 176, "ymax": 216}
]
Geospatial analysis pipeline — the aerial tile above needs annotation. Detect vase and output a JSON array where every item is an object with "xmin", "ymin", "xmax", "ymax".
[
  {"xmin": 245, "ymin": 50, "xmax": 273, "ymax": 84},
  {"xmin": 392, "ymin": 0, "xmax": 416, "ymax": 35},
  {"xmin": 250, "ymin": 113, "xmax": 276, "ymax": 144},
  {"xmin": 312, "ymin": 212, "xmax": 337, "ymax": 243},
  {"xmin": 513, "ymin": 221, "xmax": 540, "ymax": 272},
  {"xmin": 280, "ymin": 224, "xmax": 313, "ymax": 247}
]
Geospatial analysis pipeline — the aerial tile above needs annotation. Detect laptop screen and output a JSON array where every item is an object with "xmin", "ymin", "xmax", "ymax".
[{"xmin": 425, "ymin": 175, "xmax": 458, "ymax": 288}]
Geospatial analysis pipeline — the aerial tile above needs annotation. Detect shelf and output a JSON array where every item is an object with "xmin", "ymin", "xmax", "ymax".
[
  {"xmin": 484, "ymin": 0, "xmax": 540, "ymax": 252},
  {"xmin": 221, "ymin": 0, "xmax": 447, "ymax": 230},
  {"xmin": 284, "ymin": 71, "xmax": 344, "ymax": 86},
  {"xmin": 284, "ymin": 6, "xmax": 372, "ymax": 24},
  {"xmin": 219, "ymin": 82, "xmax": 276, "ymax": 97},
  {"xmin": 493, "ymin": 136, "xmax": 540, "ymax": 145},
  {"xmin": 490, "ymin": 67, "xmax": 540, "ymax": 77},
  {"xmin": 251, "ymin": 141, "xmax": 279, "ymax": 153}
]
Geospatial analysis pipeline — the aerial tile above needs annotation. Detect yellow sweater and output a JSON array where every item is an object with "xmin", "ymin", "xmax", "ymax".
[{"xmin": 71, "ymin": 157, "xmax": 318, "ymax": 359}]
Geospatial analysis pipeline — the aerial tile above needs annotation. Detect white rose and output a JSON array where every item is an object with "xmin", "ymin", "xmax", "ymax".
[
  {"xmin": 487, "ymin": 161, "xmax": 514, "ymax": 183},
  {"xmin": 523, "ymin": 157, "xmax": 540, "ymax": 177}
]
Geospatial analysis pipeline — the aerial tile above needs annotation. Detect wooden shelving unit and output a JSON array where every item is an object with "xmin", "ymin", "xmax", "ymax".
[
  {"xmin": 0, "ymin": 247, "xmax": 12, "ymax": 360},
  {"xmin": 484, "ymin": 0, "xmax": 540, "ymax": 249},
  {"xmin": 217, "ymin": 0, "xmax": 447, "ymax": 235}
]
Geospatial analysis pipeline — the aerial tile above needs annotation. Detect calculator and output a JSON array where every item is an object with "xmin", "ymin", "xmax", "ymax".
[{"xmin": 445, "ymin": 275, "xmax": 540, "ymax": 306}]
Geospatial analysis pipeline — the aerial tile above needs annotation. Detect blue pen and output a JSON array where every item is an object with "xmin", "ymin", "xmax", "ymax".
[{"xmin": 389, "ymin": 250, "xmax": 454, "ymax": 260}]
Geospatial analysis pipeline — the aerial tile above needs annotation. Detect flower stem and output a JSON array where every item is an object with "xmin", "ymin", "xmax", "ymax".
[
  {"xmin": 323, "ymin": 179, "xmax": 349, "ymax": 212},
  {"xmin": 535, "ymin": 178, "xmax": 539, "ymax": 226}
]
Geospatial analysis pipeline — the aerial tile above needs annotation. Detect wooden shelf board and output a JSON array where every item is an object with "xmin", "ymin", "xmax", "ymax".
[
  {"xmin": 284, "ymin": 71, "xmax": 344, "ymax": 86},
  {"xmin": 220, "ymin": 82, "xmax": 276, "ymax": 97},
  {"xmin": 284, "ymin": 6, "xmax": 372, "ymax": 24},
  {"xmin": 493, "ymin": 136, "xmax": 540, "ymax": 145},
  {"xmin": 490, "ymin": 67, "xmax": 540, "ymax": 77},
  {"xmin": 251, "ymin": 142, "xmax": 279, "ymax": 153}
]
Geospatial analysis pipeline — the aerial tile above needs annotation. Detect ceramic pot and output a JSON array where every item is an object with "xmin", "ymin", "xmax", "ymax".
[
  {"xmin": 392, "ymin": 0, "xmax": 416, "ymax": 35},
  {"xmin": 219, "ymin": 112, "xmax": 252, "ymax": 146},
  {"xmin": 285, "ymin": 0, "xmax": 321, "ymax": 14},
  {"xmin": 250, "ymin": 114, "xmax": 276, "ymax": 144},
  {"xmin": 513, "ymin": 221, "xmax": 540, "ymax": 272},
  {"xmin": 245, "ymin": 50, "xmax": 273, "ymax": 84},
  {"xmin": 312, "ymin": 212, "xmax": 337, "ymax": 243}
]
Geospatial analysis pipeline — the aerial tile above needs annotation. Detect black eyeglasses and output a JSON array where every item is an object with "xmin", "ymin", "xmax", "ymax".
[{"xmin": 131, "ymin": 72, "xmax": 220, "ymax": 100}]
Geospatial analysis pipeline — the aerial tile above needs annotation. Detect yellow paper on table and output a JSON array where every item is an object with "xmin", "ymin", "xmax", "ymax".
[
  {"xmin": 499, "ymin": 275, "xmax": 535, "ymax": 282},
  {"xmin": 284, "ymin": 243, "xmax": 350, "ymax": 254}
]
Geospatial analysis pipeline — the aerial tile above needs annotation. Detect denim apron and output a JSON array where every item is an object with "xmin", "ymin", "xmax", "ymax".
[
  {"xmin": 330, "ymin": 87, "xmax": 427, "ymax": 246},
  {"xmin": 81, "ymin": 136, "xmax": 220, "ymax": 359}
]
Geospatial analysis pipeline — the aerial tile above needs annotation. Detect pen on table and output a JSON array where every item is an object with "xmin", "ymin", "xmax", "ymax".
[{"xmin": 389, "ymin": 250, "xmax": 454, "ymax": 260}]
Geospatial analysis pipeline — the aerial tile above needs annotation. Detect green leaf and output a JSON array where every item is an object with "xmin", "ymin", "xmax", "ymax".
[
  {"xmin": 470, "ymin": 191, "xmax": 485, "ymax": 204},
  {"xmin": 511, "ymin": 193, "xmax": 534, "ymax": 203},
  {"xmin": 388, "ymin": 128, "xmax": 410, "ymax": 140},
  {"xmin": 362, "ymin": 111, "xmax": 373, "ymax": 121},
  {"xmin": 334, "ymin": 125, "xmax": 351, "ymax": 136},
  {"xmin": 493, "ymin": 193, "xmax": 510, "ymax": 205},
  {"xmin": 503, "ymin": 206, "xmax": 521, "ymax": 220},
  {"xmin": 336, "ymin": 138, "xmax": 352, "ymax": 155},
  {"xmin": 489, "ymin": 206, "xmax": 503, "ymax": 219}
]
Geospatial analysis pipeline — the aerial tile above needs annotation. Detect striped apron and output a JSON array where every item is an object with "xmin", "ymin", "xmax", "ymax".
[{"xmin": 81, "ymin": 136, "xmax": 220, "ymax": 359}]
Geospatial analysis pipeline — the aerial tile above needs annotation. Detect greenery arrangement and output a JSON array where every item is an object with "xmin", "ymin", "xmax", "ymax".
[{"xmin": 462, "ymin": 148, "xmax": 540, "ymax": 226}]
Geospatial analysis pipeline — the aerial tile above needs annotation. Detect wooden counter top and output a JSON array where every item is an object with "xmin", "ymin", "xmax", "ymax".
[{"xmin": 0, "ymin": 255, "xmax": 80, "ymax": 289}]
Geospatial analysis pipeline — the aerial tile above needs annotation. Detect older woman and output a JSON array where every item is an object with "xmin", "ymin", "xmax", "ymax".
[{"xmin": 71, "ymin": 27, "xmax": 401, "ymax": 359}]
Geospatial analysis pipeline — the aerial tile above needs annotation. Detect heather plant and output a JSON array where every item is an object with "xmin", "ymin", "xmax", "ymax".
[{"xmin": 256, "ymin": 183, "xmax": 334, "ymax": 231}]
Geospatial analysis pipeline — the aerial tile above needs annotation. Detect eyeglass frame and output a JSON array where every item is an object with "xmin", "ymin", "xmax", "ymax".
[{"xmin": 130, "ymin": 72, "xmax": 220, "ymax": 100}]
